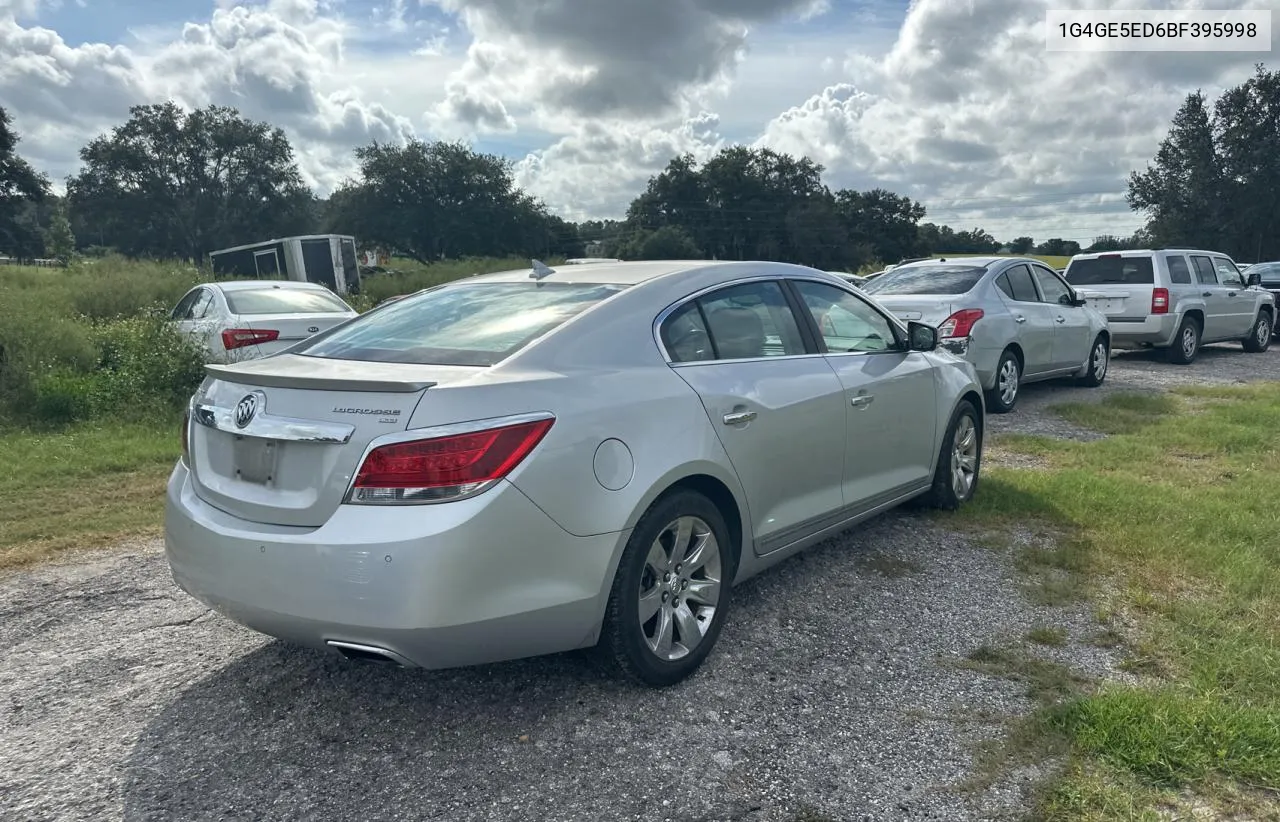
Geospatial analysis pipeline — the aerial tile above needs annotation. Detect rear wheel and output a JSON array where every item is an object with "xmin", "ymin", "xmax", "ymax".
[
  {"xmin": 599, "ymin": 491, "xmax": 733, "ymax": 687},
  {"xmin": 1167, "ymin": 316, "xmax": 1200, "ymax": 364},
  {"xmin": 928, "ymin": 400, "xmax": 982, "ymax": 510},
  {"xmin": 985, "ymin": 349, "xmax": 1021, "ymax": 414},
  {"xmin": 1076, "ymin": 334, "xmax": 1109, "ymax": 387},
  {"xmin": 1242, "ymin": 312, "xmax": 1273, "ymax": 353}
]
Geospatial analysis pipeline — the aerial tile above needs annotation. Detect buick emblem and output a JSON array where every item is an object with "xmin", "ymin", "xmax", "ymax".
[{"xmin": 234, "ymin": 393, "xmax": 262, "ymax": 428}]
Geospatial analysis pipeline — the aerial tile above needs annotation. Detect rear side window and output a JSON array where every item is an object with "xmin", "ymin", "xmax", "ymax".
[
  {"xmin": 1190, "ymin": 256, "xmax": 1217, "ymax": 285},
  {"xmin": 298, "ymin": 282, "xmax": 625, "ymax": 366},
  {"xmin": 861, "ymin": 264, "xmax": 987, "ymax": 295},
  {"xmin": 1064, "ymin": 256, "xmax": 1155, "ymax": 285},
  {"xmin": 998, "ymin": 265, "xmax": 1041, "ymax": 302},
  {"xmin": 1257, "ymin": 264, "xmax": 1280, "ymax": 285},
  {"xmin": 661, "ymin": 281, "xmax": 806, "ymax": 362},
  {"xmin": 1167, "ymin": 255, "xmax": 1193, "ymax": 284},
  {"xmin": 226, "ymin": 288, "xmax": 353, "ymax": 315}
]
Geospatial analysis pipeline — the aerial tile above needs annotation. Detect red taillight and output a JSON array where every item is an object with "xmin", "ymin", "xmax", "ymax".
[
  {"xmin": 936, "ymin": 308, "xmax": 984, "ymax": 338},
  {"xmin": 348, "ymin": 418, "xmax": 554, "ymax": 504},
  {"xmin": 1151, "ymin": 287, "xmax": 1170, "ymax": 314},
  {"xmin": 221, "ymin": 328, "xmax": 279, "ymax": 350}
]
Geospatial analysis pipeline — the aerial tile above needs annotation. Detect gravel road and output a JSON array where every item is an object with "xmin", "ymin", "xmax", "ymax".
[{"xmin": 2, "ymin": 344, "xmax": 1277, "ymax": 822}]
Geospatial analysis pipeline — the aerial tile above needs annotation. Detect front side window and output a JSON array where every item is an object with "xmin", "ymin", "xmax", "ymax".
[
  {"xmin": 1213, "ymin": 257, "xmax": 1243, "ymax": 287},
  {"xmin": 1031, "ymin": 266, "xmax": 1073, "ymax": 305},
  {"xmin": 298, "ymin": 281, "xmax": 625, "ymax": 366},
  {"xmin": 791, "ymin": 280, "xmax": 897, "ymax": 353}
]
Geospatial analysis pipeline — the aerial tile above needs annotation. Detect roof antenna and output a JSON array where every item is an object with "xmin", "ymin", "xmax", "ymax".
[{"xmin": 530, "ymin": 259, "xmax": 556, "ymax": 280}]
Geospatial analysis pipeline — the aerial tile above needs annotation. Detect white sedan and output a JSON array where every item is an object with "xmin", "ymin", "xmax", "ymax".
[{"xmin": 169, "ymin": 281, "xmax": 359, "ymax": 363}]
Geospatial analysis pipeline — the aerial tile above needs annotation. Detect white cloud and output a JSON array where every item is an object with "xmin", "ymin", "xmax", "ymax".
[{"xmin": 757, "ymin": 0, "xmax": 1280, "ymax": 242}]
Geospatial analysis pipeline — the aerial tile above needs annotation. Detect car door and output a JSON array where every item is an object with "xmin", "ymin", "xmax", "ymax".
[
  {"xmin": 660, "ymin": 279, "xmax": 847, "ymax": 557},
  {"xmin": 170, "ymin": 288, "xmax": 210, "ymax": 349},
  {"xmin": 787, "ymin": 278, "xmax": 938, "ymax": 507},
  {"xmin": 1189, "ymin": 255, "xmax": 1231, "ymax": 341},
  {"xmin": 1212, "ymin": 256, "xmax": 1254, "ymax": 337},
  {"xmin": 994, "ymin": 264, "xmax": 1056, "ymax": 377},
  {"xmin": 1030, "ymin": 263, "xmax": 1091, "ymax": 370}
]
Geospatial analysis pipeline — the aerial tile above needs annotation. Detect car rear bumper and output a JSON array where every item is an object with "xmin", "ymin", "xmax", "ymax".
[
  {"xmin": 163, "ymin": 461, "xmax": 628, "ymax": 669},
  {"xmin": 1106, "ymin": 314, "xmax": 1178, "ymax": 348}
]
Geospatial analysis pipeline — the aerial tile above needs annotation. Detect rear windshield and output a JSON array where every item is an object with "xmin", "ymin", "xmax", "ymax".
[
  {"xmin": 1065, "ymin": 257, "xmax": 1155, "ymax": 285},
  {"xmin": 861, "ymin": 264, "xmax": 987, "ymax": 295},
  {"xmin": 226, "ymin": 288, "xmax": 353, "ymax": 315},
  {"xmin": 295, "ymin": 282, "xmax": 627, "ymax": 366}
]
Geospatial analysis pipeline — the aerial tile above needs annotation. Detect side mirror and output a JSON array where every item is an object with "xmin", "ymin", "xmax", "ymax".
[
  {"xmin": 907, "ymin": 321, "xmax": 937, "ymax": 352},
  {"xmin": 1247, "ymin": 271, "xmax": 1262, "ymax": 287}
]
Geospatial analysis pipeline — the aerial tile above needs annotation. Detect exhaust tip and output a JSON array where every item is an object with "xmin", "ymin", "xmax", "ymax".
[{"xmin": 326, "ymin": 640, "xmax": 414, "ymax": 668}]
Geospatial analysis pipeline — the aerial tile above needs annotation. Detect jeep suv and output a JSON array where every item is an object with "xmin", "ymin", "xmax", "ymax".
[
  {"xmin": 1245, "ymin": 261, "xmax": 1280, "ymax": 337},
  {"xmin": 1063, "ymin": 249, "xmax": 1275, "ymax": 363}
]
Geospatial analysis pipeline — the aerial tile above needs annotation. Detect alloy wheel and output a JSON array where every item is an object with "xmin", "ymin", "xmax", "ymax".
[
  {"xmin": 950, "ymin": 415, "xmax": 978, "ymax": 500},
  {"xmin": 998, "ymin": 359, "xmax": 1019, "ymax": 406},
  {"xmin": 638, "ymin": 516, "xmax": 722, "ymax": 661}
]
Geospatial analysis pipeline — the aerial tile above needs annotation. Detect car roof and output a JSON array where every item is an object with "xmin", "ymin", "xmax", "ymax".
[
  {"xmin": 896, "ymin": 256, "xmax": 1018, "ymax": 268},
  {"xmin": 460, "ymin": 259, "xmax": 820, "ymax": 287},
  {"xmin": 1070, "ymin": 248, "xmax": 1232, "ymax": 261},
  {"xmin": 208, "ymin": 280, "xmax": 335, "ymax": 293}
]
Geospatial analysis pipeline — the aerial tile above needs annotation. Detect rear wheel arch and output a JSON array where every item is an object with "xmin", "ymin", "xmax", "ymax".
[
  {"xmin": 652, "ymin": 474, "xmax": 744, "ymax": 575},
  {"xmin": 1005, "ymin": 343, "xmax": 1025, "ymax": 370},
  {"xmin": 1181, "ymin": 309, "xmax": 1204, "ymax": 330}
]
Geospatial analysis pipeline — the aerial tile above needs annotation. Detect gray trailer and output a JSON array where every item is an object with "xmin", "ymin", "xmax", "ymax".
[{"xmin": 208, "ymin": 234, "xmax": 361, "ymax": 294}]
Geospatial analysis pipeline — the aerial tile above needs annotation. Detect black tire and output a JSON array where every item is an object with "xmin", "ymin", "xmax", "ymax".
[
  {"xmin": 1167, "ymin": 316, "xmax": 1200, "ymax": 364},
  {"xmin": 599, "ymin": 490, "xmax": 734, "ymax": 688},
  {"xmin": 1242, "ymin": 311, "xmax": 1273, "ymax": 353},
  {"xmin": 1075, "ymin": 334, "xmax": 1110, "ymax": 387},
  {"xmin": 984, "ymin": 349, "xmax": 1021, "ymax": 414},
  {"xmin": 927, "ymin": 399, "xmax": 982, "ymax": 510}
]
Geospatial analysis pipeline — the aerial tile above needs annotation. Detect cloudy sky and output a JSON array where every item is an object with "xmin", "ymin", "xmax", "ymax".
[{"xmin": 1, "ymin": 0, "xmax": 1276, "ymax": 244}]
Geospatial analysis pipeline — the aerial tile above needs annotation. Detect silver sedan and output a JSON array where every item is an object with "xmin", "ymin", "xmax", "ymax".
[
  {"xmin": 862, "ymin": 257, "xmax": 1112, "ymax": 413},
  {"xmin": 164, "ymin": 260, "xmax": 985, "ymax": 687}
]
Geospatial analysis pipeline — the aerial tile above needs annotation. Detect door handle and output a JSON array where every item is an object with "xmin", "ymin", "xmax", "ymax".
[
  {"xmin": 1056, "ymin": 316, "xmax": 1066, "ymax": 323},
  {"xmin": 722, "ymin": 410, "xmax": 757, "ymax": 425},
  {"xmin": 1227, "ymin": 291, "xmax": 1237, "ymax": 297},
  {"xmin": 1202, "ymin": 291, "xmax": 1212, "ymax": 297},
  {"xmin": 1014, "ymin": 315, "xmax": 1027, "ymax": 323},
  {"xmin": 850, "ymin": 394, "xmax": 875, "ymax": 409}
]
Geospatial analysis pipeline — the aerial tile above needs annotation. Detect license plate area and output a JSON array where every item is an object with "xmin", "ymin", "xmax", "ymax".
[{"xmin": 232, "ymin": 436, "xmax": 280, "ymax": 485}]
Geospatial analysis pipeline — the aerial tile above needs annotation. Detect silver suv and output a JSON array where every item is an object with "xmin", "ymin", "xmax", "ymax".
[{"xmin": 1063, "ymin": 249, "xmax": 1275, "ymax": 363}]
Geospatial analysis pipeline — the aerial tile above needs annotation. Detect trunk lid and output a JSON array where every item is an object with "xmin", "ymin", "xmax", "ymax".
[
  {"xmin": 868, "ymin": 295, "xmax": 957, "ymax": 327},
  {"xmin": 237, "ymin": 311, "xmax": 356, "ymax": 358},
  {"xmin": 1072, "ymin": 286, "xmax": 1138, "ymax": 317},
  {"xmin": 188, "ymin": 354, "xmax": 482, "ymax": 527}
]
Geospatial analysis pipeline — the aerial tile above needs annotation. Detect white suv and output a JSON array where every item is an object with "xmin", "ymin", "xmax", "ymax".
[{"xmin": 1063, "ymin": 248, "xmax": 1275, "ymax": 363}]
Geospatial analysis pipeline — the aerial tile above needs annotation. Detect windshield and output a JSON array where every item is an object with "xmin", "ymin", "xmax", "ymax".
[
  {"xmin": 1065, "ymin": 256, "xmax": 1155, "ymax": 285},
  {"xmin": 861, "ymin": 264, "xmax": 988, "ymax": 295},
  {"xmin": 295, "ymin": 281, "xmax": 627, "ymax": 366},
  {"xmin": 225, "ymin": 288, "xmax": 353, "ymax": 315}
]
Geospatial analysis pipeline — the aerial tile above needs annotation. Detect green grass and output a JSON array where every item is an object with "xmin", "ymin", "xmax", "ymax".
[
  {"xmin": 0, "ymin": 417, "xmax": 182, "ymax": 569},
  {"xmin": 961, "ymin": 385, "xmax": 1280, "ymax": 818}
]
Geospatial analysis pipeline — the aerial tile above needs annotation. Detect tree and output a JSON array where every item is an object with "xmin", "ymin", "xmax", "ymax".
[
  {"xmin": 1127, "ymin": 91, "xmax": 1225, "ymax": 252},
  {"xmin": 1036, "ymin": 238, "xmax": 1082, "ymax": 257},
  {"xmin": 616, "ymin": 225, "xmax": 703, "ymax": 260},
  {"xmin": 45, "ymin": 199, "xmax": 75, "ymax": 264},
  {"xmin": 1009, "ymin": 236, "xmax": 1035, "ymax": 254},
  {"xmin": 834, "ymin": 188, "xmax": 926, "ymax": 265},
  {"xmin": 329, "ymin": 139, "xmax": 561, "ymax": 263},
  {"xmin": 67, "ymin": 102, "xmax": 313, "ymax": 261},
  {"xmin": 1214, "ymin": 64, "xmax": 1280, "ymax": 261},
  {"xmin": 0, "ymin": 106, "xmax": 50, "ymax": 258}
]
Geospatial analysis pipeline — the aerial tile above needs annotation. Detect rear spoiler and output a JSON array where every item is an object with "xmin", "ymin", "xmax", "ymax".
[{"xmin": 204, "ymin": 362, "xmax": 437, "ymax": 393}]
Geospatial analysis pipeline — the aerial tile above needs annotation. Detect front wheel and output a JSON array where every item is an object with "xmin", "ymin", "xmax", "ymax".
[
  {"xmin": 1242, "ymin": 312, "xmax": 1273, "ymax": 353},
  {"xmin": 599, "ymin": 491, "xmax": 733, "ymax": 687},
  {"xmin": 928, "ymin": 400, "xmax": 982, "ymax": 510},
  {"xmin": 1076, "ymin": 334, "xmax": 1110, "ymax": 387}
]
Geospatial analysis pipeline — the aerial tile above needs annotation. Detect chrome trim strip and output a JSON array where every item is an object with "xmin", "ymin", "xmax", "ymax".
[{"xmin": 193, "ymin": 402, "xmax": 356, "ymax": 443}]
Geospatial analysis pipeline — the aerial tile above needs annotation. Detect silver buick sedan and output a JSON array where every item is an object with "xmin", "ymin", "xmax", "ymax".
[
  {"xmin": 165, "ymin": 260, "xmax": 985, "ymax": 687},
  {"xmin": 862, "ymin": 257, "xmax": 1112, "ymax": 413}
]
